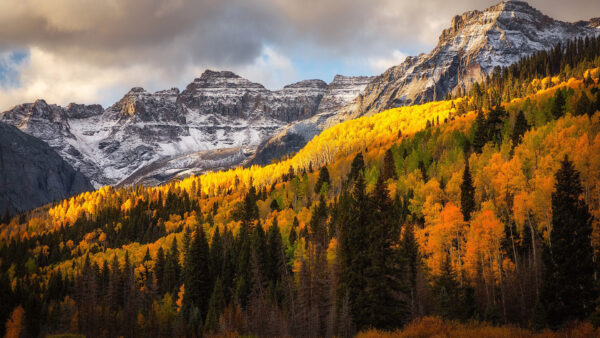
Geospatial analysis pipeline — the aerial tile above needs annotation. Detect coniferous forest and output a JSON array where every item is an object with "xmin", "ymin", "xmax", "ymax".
[{"xmin": 2, "ymin": 35, "xmax": 600, "ymax": 337}]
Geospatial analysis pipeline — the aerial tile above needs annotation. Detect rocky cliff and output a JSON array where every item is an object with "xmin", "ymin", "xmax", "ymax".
[{"xmin": 0, "ymin": 122, "xmax": 93, "ymax": 214}]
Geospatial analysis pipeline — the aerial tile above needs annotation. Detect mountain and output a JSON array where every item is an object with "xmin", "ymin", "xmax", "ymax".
[
  {"xmin": 247, "ymin": 75, "xmax": 375, "ymax": 165},
  {"xmin": 0, "ymin": 71, "xmax": 332, "ymax": 187},
  {"xmin": 0, "ymin": 122, "xmax": 93, "ymax": 214},
  {"xmin": 250, "ymin": 0, "xmax": 600, "ymax": 166},
  {"xmin": 351, "ymin": 1, "xmax": 600, "ymax": 115}
]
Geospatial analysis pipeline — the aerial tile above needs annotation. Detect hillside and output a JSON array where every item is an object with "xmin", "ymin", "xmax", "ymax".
[
  {"xmin": 0, "ymin": 122, "xmax": 92, "ymax": 215},
  {"xmin": 1, "ymin": 35, "xmax": 600, "ymax": 337}
]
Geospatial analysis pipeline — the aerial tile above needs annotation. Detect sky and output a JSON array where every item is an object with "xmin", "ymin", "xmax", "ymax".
[{"xmin": 0, "ymin": 0, "xmax": 598, "ymax": 110}]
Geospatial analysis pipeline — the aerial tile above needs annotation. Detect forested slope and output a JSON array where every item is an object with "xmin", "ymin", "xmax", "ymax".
[{"xmin": 1, "ymin": 36, "xmax": 600, "ymax": 337}]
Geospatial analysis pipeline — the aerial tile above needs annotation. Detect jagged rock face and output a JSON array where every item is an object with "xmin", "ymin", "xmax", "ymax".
[
  {"xmin": 1, "ymin": 71, "xmax": 330, "ymax": 187},
  {"xmin": 247, "ymin": 75, "xmax": 375, "ymax": 166},
  {"xmin": 107, "ymin": 87, "xmax": 184, "ymax": 123},
  {"xmin": 0, "ymin": 122, "xmax": 93, "ymax": 214},
  {"xmin": 178, "ymin": 71, "xmax": 327, "ymax": 122},
  {"xmin": 352, "ymin": 0, "xmax": 600, "ymax": 116}
]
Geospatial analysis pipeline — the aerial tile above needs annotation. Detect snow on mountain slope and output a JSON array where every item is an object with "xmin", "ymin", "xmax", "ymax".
[
  {"xmin": 350, "ymin": 1, "xmax": 600, "ymax": 116},
  {"xmin": 249, "ymin": 0, "xmax": 600, "ymax": 167},
  {"xmin": 0, "ymin": 71, "xmax": 330, "ymax": 187}
]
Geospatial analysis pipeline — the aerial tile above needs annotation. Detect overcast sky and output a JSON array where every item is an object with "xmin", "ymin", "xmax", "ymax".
[{"xmin": 0, "ymin": 0, "xmax": 598, "ymax": 110}]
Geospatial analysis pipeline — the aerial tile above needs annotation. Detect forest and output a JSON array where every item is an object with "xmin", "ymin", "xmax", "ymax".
[{"xmin": 1, "ymin": 35, "xmax": 600, "ymax": 337}]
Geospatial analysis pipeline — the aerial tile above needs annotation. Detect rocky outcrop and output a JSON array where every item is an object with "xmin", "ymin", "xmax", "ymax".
[
  {"xmin": 0, "ymin": 122, "xmax": 93, "ymax": 214},
  {"xmin": 1, "ymin": 71, "xmax": 330, "ymax": 187},
  {"xmin": 247, "ymin": 75, "xmax": 375, "ymax": 165},
  {"xmin": 350, "ymin": 1, "xmax": 600, "ymax": 117}
]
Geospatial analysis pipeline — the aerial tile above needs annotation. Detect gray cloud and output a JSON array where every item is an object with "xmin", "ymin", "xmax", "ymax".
[{"xmin": 0, "ymin": 0, "xmax": 597, "ymax": 109}]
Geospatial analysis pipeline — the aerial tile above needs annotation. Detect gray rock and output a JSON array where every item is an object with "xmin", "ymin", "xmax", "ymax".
[{"xmin": 0, "ymin": 122, "xmax": 93, "ymax": 214}]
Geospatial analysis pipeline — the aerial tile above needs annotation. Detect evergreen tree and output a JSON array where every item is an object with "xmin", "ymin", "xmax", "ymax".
[
  {"xmin": 289, "ymin": 217, "xmax": 298, "ymax": 246},
  {"xmin": 163, "ymin": 239, "xmax": 180, "ymax": 294},
  {"xmin": 270, "ymin": 198, "xmax": 280, "ymax": 212},
  {"xmin": 364, "ymin": 173, "xmax": 407, "ymax": 329},
  {"xmin": 348, "ymin": 153, "xmax": 365, "ymax": 182},
  {"xmin": 381, "ymin": 148, "xmax": 398, "ymax": 181},
  {"xmin": 472, "ymin": 111, "xmax": 487, "ymax": 153},
  {"xmin": 511, "ymin": 110, "xmax": 529, "ymax": 148},
  {"xmin": 204, "ymin": 277, "xmax": 225, "ymax": 333},
  {"xmin": 266, "ymin": 217, "xmax": 285, "ymax": 286},
  {"xmin": 574, "ymin": 92, "xmax": 593, "ymax": 116},
  {"xmin": 542, "ymin": 156, "xmax": 595, "ymax": 328},
  {"xmin": 182, "ymin": 228, "xmax": 211, "ymax": 321},
  {"xmin": 550, "ymin": 88, "xmax": 566, "ymax": 119},
  {"xmin": 315, "ymin": 166, "xmax": 331, "ymax": 195},
  {"xmin": 460, "ymin": 160, "xmax": 476, "ymax": 221},
  {"xmin": 155, "ymin": 247, "xmax": 166, "ymax": 294},
  {"xmin": 338, "ymin": 174, "xmax": 370, "ymax": 331},
  {"xmin": 211, "ymin": 226, "xmax": 224, "ymax": 283}
]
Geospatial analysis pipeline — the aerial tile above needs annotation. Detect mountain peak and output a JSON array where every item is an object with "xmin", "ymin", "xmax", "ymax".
[{"xmin": 199, "ymin": 69, "xmax": 241, "ymax": 80}]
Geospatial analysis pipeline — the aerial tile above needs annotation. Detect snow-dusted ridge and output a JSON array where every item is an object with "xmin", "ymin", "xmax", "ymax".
[
  {"xmin": 248, "ymin": 0, "xmax": 600, "ymax": 166},
  {"xmin": 0, "ymin": 71, "xmax": 366, "ymax": 187}
]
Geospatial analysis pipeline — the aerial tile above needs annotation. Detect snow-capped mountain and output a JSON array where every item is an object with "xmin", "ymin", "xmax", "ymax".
[
  {"xmin": 249, "ymin": 1, "xmax": 600, "ymax": 166},
  {"xmin": 350, "ymin": 1, "xmax": 600, "ymax": 116},
  {"xmin": 3, "ymin": 1, "xmax": 598, "ymax": 187},
  {"xmin": 247, "ymin": 75, "xmax": 375, "ymax": 165},
  {"xmin": 0, "ymin": 71, "xmax": 344, "ymax": 187}
]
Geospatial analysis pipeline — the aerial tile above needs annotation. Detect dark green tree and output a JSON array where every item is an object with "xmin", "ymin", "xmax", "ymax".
[
  {"xmin": 542, "ymin": 156, "xmax": 595, "ymax": 328},
  {"xmin": 182, "ymin": 228, "xmax": 211, "ymax": 321},
  {"xmin": 511, "ymin": 110, "xmax": 529, "ymax": 148},
  {"xmin": 315, "ymin": 166, "xmax": 331, "ymax": 195},
  {"xmin": 381, "ymin": 148, "xmax": 398, "ymax": 181},
  {"xmin": 460, "ymin": 160, "xmax": 476, "ymax": 221},
  {"xmin": 472, "ymin": 111, "xmax": 487, "ymax": 153},
  {"xmin": 550, "ymin": 88, "xmax": 566, "ymax": 119},
  {"xmin": 348, "ymin": 153, "xmax": 365, "ymax": 182}
]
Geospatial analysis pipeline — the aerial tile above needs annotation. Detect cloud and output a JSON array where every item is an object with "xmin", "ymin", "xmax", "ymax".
[
  {"xmin": 369, "ymin": 50, "xmax": 409, "ymax": 73},
  {"xmin": 0, "ymin": 0, "xmax": 598, "ymax": 110}
]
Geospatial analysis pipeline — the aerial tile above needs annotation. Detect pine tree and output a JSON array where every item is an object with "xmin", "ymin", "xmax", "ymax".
[
  {"xmin": 266, "ymin": 217, "xmax": 285, "ymax": 286},
  {"xmin": 472, "ymin": 111, "xmax": 487, "ymax": 153},
  {"xmin": 289, "ymin": 217, "xmax": 298, "ymax": 246},
  {"xmin": 155, "ymin": 247, "xmax": 166, "ymax": 294},
  {"xmin": 182, "ymin": 228, "xmax": 211, "ymax": 321},
  {"xmin": 381, "ymin": 148, "xmax": 398, "ymax": 181},
  {"xmin": 315, "ymin": 166, "xmax": 331, "ymax": 195},
  {"xmin": 511, "ymin": 110, "xmax": 529, "ymax": 148},
  {"xmin": 163, "ymin": 239, "xmax": 180, "ymax": 294},
  {"xmin": 338, "ymin": 174, "xmax": 370, "ymax": 331},
  {"xmin": 574, "ymin": 92, "xmax": 593, "ymax": 116},
  {"xmin": 542, "ymin": 156, "xmax": 595, "ymax": 328},
  {"xmin": 211, "ymin": 226, "xmax": 224, "ymax": 283},
  {"xmin": 460, "ymin": 160, "xmax": 475, "ymax": 221},
  {"xmin": 348, "ymin": 153, "xmax": 365, "ymax": 182},
  {"xmin": 204, "ymin": 277, "xmax": 225, "ymax": 333},
  {"xmin": 550, "ymin": 88, "xmax": 566, "ymax": 119},
  {"xmin": 364, "ymin": 173, "xmax": 407, "ymax": 329}
]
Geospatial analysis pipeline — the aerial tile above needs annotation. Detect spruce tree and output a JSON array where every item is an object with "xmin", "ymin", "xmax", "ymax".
[
  {"xmin": 460, "ymin": 160, "xmax": 475, "ymax": 221},
  {"xmin": 472, "ymin": 111, "xmax": 487, "ymax": 153},
  {"xmin": 204, "ymin": 277, "xmax": 225, "ymax": 333},
  {"xmin": 542, "ymin": 156, "xmax": 595, "ymax": 328},
  {"xmin": 348, "ymin": 153, "xmax": 365, "ymax": 182},
  {"xmin": 211, "ymin": 226, "xmax": 224, "ymax": 283},
  {"xmin": 550, "ymin": 88, "xmax": 566, "ymax": 119},
  {"xmin": 511, "ymin": 110, "xmax": 529, "ymax": 148},
  {"xmin": 182, "ymin": 228, "xmax": 211, "ymax": 321},
  {"xmin": 315, "ymin": 166, "xmax": 331, "ymax": 195},
  {"xmin": 381, "ymin": 148, "xmax": 398, "ymax": 181},
  {"xmin": 266, "ymin": 218, "xmax": 285, "ymax": 286}
]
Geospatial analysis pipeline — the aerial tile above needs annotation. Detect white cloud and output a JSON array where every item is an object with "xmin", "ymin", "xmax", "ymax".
[
  {"xmin": 0, "ymin": 45, "xmax": 300, "ymax": 110},
  {"xmin": 237, "ymin": 46, "xmax": 298, "ymax": 90},
  {"xmin": 368, "ymin": 50, "xmax": 409, "ymax": 73}
]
